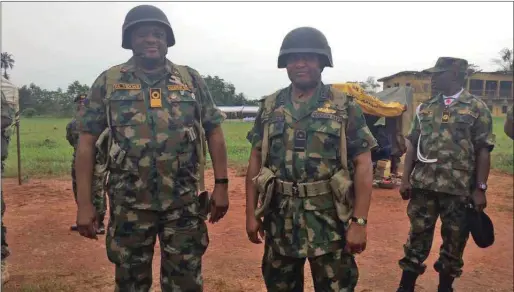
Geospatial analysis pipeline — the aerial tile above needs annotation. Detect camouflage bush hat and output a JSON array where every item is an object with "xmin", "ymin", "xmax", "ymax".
[
  {"xmin": 466, "ymin": 204, "xmax": 495, "ymax": 248},
  {"xmin": 422, "ymin": 57, "xmax": 468, "ymax": 74}
]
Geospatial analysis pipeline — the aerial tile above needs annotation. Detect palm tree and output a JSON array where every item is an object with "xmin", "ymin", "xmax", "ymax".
[{"xmin": 1, "ymin": 52, "xmax": 15, "ymax": 80}]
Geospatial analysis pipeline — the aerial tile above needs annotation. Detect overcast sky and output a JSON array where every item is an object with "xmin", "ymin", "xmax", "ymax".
[{"xmin": 2, "ymin": 1, "xmax": 513, "ymax": 99}]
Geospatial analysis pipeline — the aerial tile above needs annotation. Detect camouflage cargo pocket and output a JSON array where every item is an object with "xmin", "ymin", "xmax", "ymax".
[{"xmin": 329, "ymin": 169, "xmax": 354, "ymax": 223}]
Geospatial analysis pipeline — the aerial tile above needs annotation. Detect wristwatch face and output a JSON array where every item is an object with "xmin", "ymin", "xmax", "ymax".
[
  {"xmin": 478, "ymin": 183, "xmax": 487, "ymax": 191},
  {"xmin": 353, "ymin": 217, "xmax": 366, "ymax": 225}
]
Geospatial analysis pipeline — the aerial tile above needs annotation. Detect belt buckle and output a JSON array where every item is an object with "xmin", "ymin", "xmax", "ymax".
[{"xmin": 292, "ymin": 182, "xmax": 299, "ymax": 196}]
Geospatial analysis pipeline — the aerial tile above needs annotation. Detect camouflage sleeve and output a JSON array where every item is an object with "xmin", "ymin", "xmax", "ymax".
[
  {"xmin": 1, "ymin": 91, "xmax": 14, "ymax": 131},
  {"xmin": 246, "ymin": 104, "xmax": 265, "ymax": 151},
  {"xmin": 188, "ymin": 68, "xmax": 225, "ymax": 136},
  {"xmin": 76, "ymin": 71, "xmax": 108, "ymax": 136},
  {"xmin": 346, "ymin": 98, "xmax": 378, "ymax": 160},
  {"xmin": 472, "ymin": 102, "xmax": 495, "ymax": 152},
  {"xmin": 406, "ymin": 111, "xmax": 421, "ymax": 148},
  {"xmin": 65, "ymin": 120, "xmax": 76, "ymax": 147}
]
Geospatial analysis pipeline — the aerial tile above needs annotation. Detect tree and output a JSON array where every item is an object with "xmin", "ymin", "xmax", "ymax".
[
  {"xmin": 359, "ymin": 76, "xmax": 381, "ymax": 94},
  {"xmin": 467, "ymin": 63, "xmax": 482, "ymax": 75},
  {"xmin": 1, "ymin": 52, "xmax": 15, "ymax": 80},
  {"xmin": 491, "ymin": 48, "xmax": 513, "ymax": 72}
]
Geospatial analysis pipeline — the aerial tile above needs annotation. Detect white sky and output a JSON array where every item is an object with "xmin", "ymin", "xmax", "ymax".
[{"xmin": 1, "ymin": 1, "xmax": 513, "ymax": 99}]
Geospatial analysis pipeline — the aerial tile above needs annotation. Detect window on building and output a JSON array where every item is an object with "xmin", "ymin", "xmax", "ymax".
[{"xmin": 502, "ymin": 105, "xmax": 508, "ymax": 114}]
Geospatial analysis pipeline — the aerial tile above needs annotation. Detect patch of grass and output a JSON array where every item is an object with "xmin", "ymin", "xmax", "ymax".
[
  {"xmin": 491, "ymin": 117, "xmax": 513, "ymax": 174},
  {"xmin": 3, "ymin": 117, "xmax": 253, "ymax": 178},
  {"xmin": 3, "ymin": 116, "xmax": 511, "ymax": 178}
]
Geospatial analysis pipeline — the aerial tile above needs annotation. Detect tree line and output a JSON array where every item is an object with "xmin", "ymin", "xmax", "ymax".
[{"xmin": 2, "ymin": 48, "xmax": 513, "ymax": 117}]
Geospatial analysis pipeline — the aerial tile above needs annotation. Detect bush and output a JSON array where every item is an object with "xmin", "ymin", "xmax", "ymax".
[{"xmin": 22, "ymin": 108, "xmax": 37, "ymax": 118}]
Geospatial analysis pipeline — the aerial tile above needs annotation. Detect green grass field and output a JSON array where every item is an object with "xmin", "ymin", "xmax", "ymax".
[{"xmin": 2, "ymin": 117, "xmax": 512, "ymax": 179}]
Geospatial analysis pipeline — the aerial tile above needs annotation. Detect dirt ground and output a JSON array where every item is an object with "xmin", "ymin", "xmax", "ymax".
[{"xmin": 1, "ymin": 168, "xmax": 513, "ymax": 292}]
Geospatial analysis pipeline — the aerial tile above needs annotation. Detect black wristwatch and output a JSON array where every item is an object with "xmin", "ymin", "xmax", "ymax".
[
  {"xmin": 215, "ymin": 178, "xmax": 229, "ymax": 184},
  {"xmin": 477, "ymin": 182, "xmax": 487, "ymax": 192},
  {"xmin": 350, "ymin": 217, "xmax": 367, "ymax": 226}
]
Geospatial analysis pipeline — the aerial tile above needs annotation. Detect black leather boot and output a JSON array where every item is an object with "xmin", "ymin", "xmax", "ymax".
[
  {"xmin": 437, "ymin": 273, "xmax": 455, "ymax": 292},
  {"xmin": 397, "ymin": 270, "xmax": 418, "ymax": 292}
]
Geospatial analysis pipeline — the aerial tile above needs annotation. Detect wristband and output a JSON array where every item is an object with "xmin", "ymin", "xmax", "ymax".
[{"xmin": 215, "ymin": 178, "xmax": 229, "ymax": 184}]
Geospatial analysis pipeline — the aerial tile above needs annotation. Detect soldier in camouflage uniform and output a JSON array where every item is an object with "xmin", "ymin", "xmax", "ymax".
[
  {"xmin": 1, "ymin": 89, "xmax": 15, "ymax": 284},
  {"xmin": 504, "ymin": 105, "xmax": 513, "ymax": 140},
  {"xmin": 67, "ymin": 93, "xmax": 107, "ymax": 234},
  {"xmin": 246, "ymin": 27, "xmax": 377, "ymax": 291},
  {"xmin": 74, "ymin": 5, "xmax": 229, "ymax": 291},
  {"xmin": 397, "ymin": 57, "xmax": 495, "ymax": 292}
]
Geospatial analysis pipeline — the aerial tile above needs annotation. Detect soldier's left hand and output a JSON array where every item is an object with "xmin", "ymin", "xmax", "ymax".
[
  {"xmin": 344, "ymin": 223, "xmax": 367, "ymax": 254},
  {"xmin": 209, "ymin": 184, "xmax": 229, "ymax": 224},
  {"xmin": 471, "ymin": 189, "xmax": 487, "ymax": 212}
]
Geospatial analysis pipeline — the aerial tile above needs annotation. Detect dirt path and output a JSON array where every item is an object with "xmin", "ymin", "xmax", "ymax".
[{"xmin": 1, "ymin": 169, "xmax": 512, "ymax": 292}]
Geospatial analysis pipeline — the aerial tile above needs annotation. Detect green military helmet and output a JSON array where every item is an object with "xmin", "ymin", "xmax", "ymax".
[
  {"xmin": 277, "ymin": 26, "xmax": 333, "ymax": 69},
  {"xmin": 122, "ymin": 4, "xmax": 175, "ymax": 49}
]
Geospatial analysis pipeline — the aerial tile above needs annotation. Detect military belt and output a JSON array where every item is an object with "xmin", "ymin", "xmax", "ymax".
[{"xmin": 275, "ymin": 179, "xmax": 331, "ymax": 197}]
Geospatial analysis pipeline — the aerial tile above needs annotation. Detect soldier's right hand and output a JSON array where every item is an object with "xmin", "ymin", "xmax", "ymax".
[
  {"xmin": 246, "ymin": 215, "xmax": 264, "ymax": 244},
  {"xmin": 76, "ymin": 203, "xmax": 98, "ymax": 240},
  {"xmin": 399, "ymin": 181, "xmax": 412, "ymax": 200}
]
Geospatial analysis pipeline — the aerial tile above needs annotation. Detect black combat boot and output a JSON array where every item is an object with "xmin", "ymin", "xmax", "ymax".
[
  {"xmin": 396, "ymin": 270, "xmax": 418, "ymax": 292},
  {"xmin": 437, "ymin": 273, "xmax": 455, "ymax": 292}
]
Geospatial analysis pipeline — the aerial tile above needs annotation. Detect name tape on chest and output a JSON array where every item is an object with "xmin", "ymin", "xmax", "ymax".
[
  {"xmin": 167, "ymin": 85, "xmax": 190, "ymax": 92},
  {"xmin": 113, "ymin": 83, "xmax": 142, "ymax": 90},
  {"xmin": 149, "ymin": 88, "xmax": 162, "ymax": 108},
  {"xmin": 311, "ymin": 112, "xmax": 343, "ymax": 123}
]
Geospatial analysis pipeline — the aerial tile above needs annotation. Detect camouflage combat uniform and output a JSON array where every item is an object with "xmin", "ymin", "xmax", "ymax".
[
  {"xmin": 247, "ymin": 83, "xmax": 377, "ymax": 291},
  {"xmin": 1, "ymin": 90, "xmax": 15, "ymax": 282},
  {"xmin": 66, "ymin": 95, "xmax": 107, "ymax": 230},
  {"xmin": 400, "ymin": 90, "xmax": 495, "ymax": 278},
  {"xmin": 76, "ymin": 56, "xmax": 224, "ymax": 291}
]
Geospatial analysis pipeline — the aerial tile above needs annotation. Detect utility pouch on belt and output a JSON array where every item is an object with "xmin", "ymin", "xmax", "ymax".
[
  {"xmin": 330, "ymin": 169, "xmax": 354, "ymax": 223},
  {"xmin": 253, "ymin": 166, "xmax": 276, "ymax": 218}
]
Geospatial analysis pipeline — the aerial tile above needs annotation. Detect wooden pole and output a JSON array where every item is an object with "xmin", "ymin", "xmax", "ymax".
[{"xmin": 16, "ymin": 119, "xmax": 21, "ymax": 185}]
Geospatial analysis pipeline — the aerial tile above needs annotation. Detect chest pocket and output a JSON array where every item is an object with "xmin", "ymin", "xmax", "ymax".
[
  {"xmin": 266, "ymin": 119, "xmax": 286, "ymax": 165},
  {"xmin": 306, "ymin": 119, "xmax": 341, "ymax": 161},
  {"xmin": 108, "ymin": 89, "xmax": 149, "ymax": 161},
  {"xmin": 452, "ymin": 113, "xmax": 475, "ymax": 140},
  {"xmin": 418, "ymin": 112, "xmax": 434, "ymax": 136},
  {"xmin": 166, "ymin": 90, "xmax": 198, "ymax": 127},
  {"xmin": 109, "ymin": 90, "xmax": 147, "ymax": 126}
]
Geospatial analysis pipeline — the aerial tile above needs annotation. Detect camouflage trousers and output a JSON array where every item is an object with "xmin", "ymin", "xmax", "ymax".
[
  {"xmin": 262, "ymin": 243, "xmax": 359, "ymax": 292},
  {"xmin": 71, "ymin": 152, "xmax": 107, "ymax": 222},
  {"xmin": 106, "ymin": 203, "xmax": 209, "ymax": 292},
  {"xmin": 1, "ymin": 160, "xmax": 10, "ymax": 260},
  {"xmin": 399, "ymin": 189, "xmax": 470, "ymax": 278}
]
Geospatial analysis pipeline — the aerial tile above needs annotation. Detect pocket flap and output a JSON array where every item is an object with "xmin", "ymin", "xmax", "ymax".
[{"xmin": 303, "ymin": 195, "xmax": 335, "ymax": 211}]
